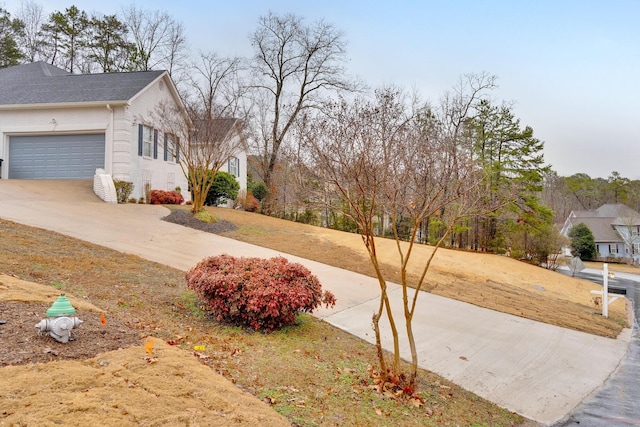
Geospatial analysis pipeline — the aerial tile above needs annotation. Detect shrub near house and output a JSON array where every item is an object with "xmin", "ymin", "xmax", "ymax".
[
  {"xmin": 150, "ymin": 190, "xmax": 184, "ymax": 205},
  {"xmin": 186, "ymin": 255, "xmax": 336, "ymax": 332}
]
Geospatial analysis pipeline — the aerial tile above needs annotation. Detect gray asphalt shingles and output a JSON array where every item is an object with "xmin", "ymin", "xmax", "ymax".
[{"xmin": 0, "ymin": 62, "xmax": 164, "ymax": 105}]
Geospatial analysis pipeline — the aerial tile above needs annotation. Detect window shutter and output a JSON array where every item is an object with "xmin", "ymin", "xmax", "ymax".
[
  {"xmin": 153, "ymin": 129, "xmax": 158, "ymax": 159},
  {"xmin": 163, "ymin": 134, "xmax": 168, "ymax": 161},
  {"xmin": 176, "ymin": 139, "xmax": 180, "ymax": 162},
  {"xmin": 138, "ymin": 124, "xmax": 143, "ymax": 156}
]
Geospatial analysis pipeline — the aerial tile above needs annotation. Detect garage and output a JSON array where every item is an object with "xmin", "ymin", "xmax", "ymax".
[{"xmin": 8, "ymin": 134, "xmax": 105, "ymax": 179}]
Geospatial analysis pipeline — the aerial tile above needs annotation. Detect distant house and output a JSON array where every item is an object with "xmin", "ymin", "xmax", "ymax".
[
  {"xmin": 560, "ymin": 203, "xmax": 640, "ymax": 262},
  {"xmin": 0, "ymin": 62, "xmax": 245, "ymax": 203}
]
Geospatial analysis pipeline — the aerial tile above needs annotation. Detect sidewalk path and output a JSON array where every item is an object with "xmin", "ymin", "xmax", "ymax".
[{"xmin": 0, "ymin": 180, "xmax": 632, "ymax": 425}]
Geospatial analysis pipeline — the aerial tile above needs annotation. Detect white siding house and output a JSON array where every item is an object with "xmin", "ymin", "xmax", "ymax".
[{"xmin": 0, "ymin": 62, "xmax": 246, "ymax": 203}]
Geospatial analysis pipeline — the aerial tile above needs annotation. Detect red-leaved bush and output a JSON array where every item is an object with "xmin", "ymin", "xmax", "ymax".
[
  {"xmin": 185, "ymin": 255, "xmax": 336, "ymax": 332},
  {"xmin": 150, "ymin": 190, "xmax": 184, "ymax": 205}
]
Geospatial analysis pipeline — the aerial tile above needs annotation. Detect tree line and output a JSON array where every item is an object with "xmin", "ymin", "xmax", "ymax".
[
  {"xmin": 0, "ymin": 3, "xmax": 186, "ymax": 74},
  {"xmin": 3, "ymin": 2, "xmax": 633, "ymax": 261}
]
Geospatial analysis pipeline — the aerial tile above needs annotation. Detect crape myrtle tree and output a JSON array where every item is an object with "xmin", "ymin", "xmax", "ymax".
[
  {"xmin": 153, "ymin": 100, "xmax": 246, "ymax": 214},
  {"xmin": 249, "ymin": 12, "xmax": 354, "ymax": 214},
  {"xmin": 154, "ymin": 51, "xmax": 246, "ymax": 214},
  {"xmin": 304, "ymin": 86, "xmax": 488, "ymax": 389}
]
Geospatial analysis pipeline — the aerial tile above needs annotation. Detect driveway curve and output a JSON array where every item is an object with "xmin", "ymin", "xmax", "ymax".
[{"xmin": 0, "ymin": 180, "xmax": 632, "ymax": 425}]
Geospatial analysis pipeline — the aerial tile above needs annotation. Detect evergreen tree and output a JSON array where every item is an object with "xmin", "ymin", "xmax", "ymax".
[
  {"xmin": 469, "ymin": 100, "xmax": 550, "ymax": 251},
  {"xmin": 0, "ymin": 8, "xmax": 25, "ymax": 68},
  {"xmin": 41, "ymin": 6, "xmax": 89, "ymax": 73},
  {"xmin": 205, "ymin": 171, "xmax": 240, "ymax": 206},
  {"xmin": 86, "ymin": 14, "xmax": 132, "ymax": 72},
  {"xmin": 568, "ymin": 222, "xmax": 597, "ymax": 261}
]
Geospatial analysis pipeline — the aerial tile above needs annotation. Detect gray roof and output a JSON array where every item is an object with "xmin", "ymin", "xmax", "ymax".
[
  {"xmin": 574, "ymin": 217, "xmax": 622, "ymax": 243},
  {"xmin": 568, "ymin": 203, "xmax": 640, "ymax": 243},
  {"xmin": 0, "ymin": 62, "xmax": 165, "ymax": 106}
]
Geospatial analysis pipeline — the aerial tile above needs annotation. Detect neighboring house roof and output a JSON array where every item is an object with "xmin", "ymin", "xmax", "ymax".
[
  {"xmin": 193, "ymin": 117, "xmax": 246, "ymax": 148},
  {"xmin": 0, "ymin": 61, "xmax": 168, "ymax": 106},
  {"xmin": 209, "ymin": 118, "xmax": 243, "ymax": 142},
  {"xmin": 563, "ymin": 203, "xmax": 640, "ymax": 243},
  {"xmin": 573, "ymin": 217, "xmax": 622, "ymax": 243}
]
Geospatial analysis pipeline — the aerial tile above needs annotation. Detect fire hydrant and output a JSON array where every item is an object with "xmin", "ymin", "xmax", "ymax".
[{"xmin": 35, "ymin": 295, "xmax": 83, "ymax": 343}]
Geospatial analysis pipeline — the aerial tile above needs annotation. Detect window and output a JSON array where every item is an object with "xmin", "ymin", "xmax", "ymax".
[
  {"xmin": 138, "ymin": 124, "xmax": 153, "ymax": 157},
  {"xmin": 609, "ymin": 244, "xmax": 618, "ymax": 254},
  {"xmin": 164, "ymin": 134, "xmax": 177, "ymax": 163},
  {"xmin": 635, "ymin": 243, "xmax": 640, "ymax": 254},
  {"xmin": 228, "ymin": 156, "xmax": 239, "ymax": 177}
]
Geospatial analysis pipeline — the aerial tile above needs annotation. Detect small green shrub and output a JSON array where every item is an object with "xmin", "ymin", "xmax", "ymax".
[
  {"xmin": 185, "ymin": 255, "xmax": 337, "ymax": 332},
  {"xmin": 113, "ymin": 180, "xmax": 134, "ymax": 204},
  {"xmin": 249, "ymin": 181, "xmax": 268, "ymax": 201},
  {"xmin": 194, "ymin": 209, "xmax": 217, "ymax": 223},
  {"xmin": 206, "ymin": 171, "xmax": 240, "ymax": 206}
]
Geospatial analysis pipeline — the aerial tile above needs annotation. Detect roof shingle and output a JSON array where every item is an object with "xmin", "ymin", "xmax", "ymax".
[{"xmin": 0, "ymin": 62, "xmax": 165, "ymax": 105}]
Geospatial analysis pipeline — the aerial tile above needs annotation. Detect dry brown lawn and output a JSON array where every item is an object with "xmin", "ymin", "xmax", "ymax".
[
  {"xmin": 0, "ymin": 218, "xmax": 527, "ymax": 426},
  {"xmin": 209, "ymin": 207, "xmax": 630, "ymax": 338}
]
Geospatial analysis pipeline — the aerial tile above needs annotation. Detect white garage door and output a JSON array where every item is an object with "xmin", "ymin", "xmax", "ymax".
[{"xmin": 9, "ymin": 134, "xmax": 105, "ymax": 179}]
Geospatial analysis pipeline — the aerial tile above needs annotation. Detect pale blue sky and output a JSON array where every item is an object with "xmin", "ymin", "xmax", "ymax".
[{"xmin": 4, "ymin": 0, "xmax": 639, "ymax": 180}]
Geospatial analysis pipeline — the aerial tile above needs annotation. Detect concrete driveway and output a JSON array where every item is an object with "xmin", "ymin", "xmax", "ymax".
[{"xmin": 0, "ymin": 180, "xmax": 632, "ymax": 425}]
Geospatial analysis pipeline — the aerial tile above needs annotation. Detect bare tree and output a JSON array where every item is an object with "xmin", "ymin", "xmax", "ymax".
[
  {"xmin": 249, "ymin": 12, "xmax": 353, "ymax": 213},
  {"xmin": 16, "ymin": 0, "xmax": 44, "ymax": 62},
  {"xmin": 614, "ymin": 213, "xmax": 640, "ymax": 262},
  {"xmin": 305, "ymin": 86, "xmax": 488, "ymax": 388},
  {"xmin": 186, "ymin": 51, "xmax": 246, "ymax": 117},
  {"xmin": 121, "ymin": 4, "xmax": 188, "ymax": 73},
  {"xmin": 153, "ymin": 52, "xmax": 247, "ymax": 214},
  {"xmin": 153, "ymin": 101, "xmax": 246, "ymax": 214}
]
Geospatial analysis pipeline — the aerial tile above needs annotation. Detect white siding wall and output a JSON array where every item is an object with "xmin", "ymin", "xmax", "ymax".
[
  {"xmin": 219, "ymin": 133, "xmax": 248, "ymax": 191},
  {"xmin": 125, "ymin": 77, "xmax": 189, "ymax": 201}
]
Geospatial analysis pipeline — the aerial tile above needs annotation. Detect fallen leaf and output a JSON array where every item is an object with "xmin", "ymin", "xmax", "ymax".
[
  {"xmin": 459, "ymin": 356, "xmax": 468, "ymax": 361},
  {"xmin": 144, "ymin": 338, "xmax": 154, "ymax": 355},
  {"xmin": 193, "ymin": 352, "xmax": 210, "ymax": 360},
  {"xmin": 410, "ymin": 397, "xmax": 423, "ymax": 408},
  {"xmin": 100, "ymin": 312, "xmax": 106, "ymax": 326},
  {"xmin": 375, "ymin": 408, "xmax": 382, "ymax": 416}
]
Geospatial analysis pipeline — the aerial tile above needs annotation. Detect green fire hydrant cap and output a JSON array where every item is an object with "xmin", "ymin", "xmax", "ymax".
[{"xmin": 46, "ymin": 295, "xmax": 77, "ymax": 317}]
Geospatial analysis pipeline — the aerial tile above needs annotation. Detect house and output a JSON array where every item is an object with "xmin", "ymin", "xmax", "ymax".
[
  {"xmin": 561, "ymin": 203, "xmax": 640, "ymax": 262},
  {"xmin": 0, "ymin": 62, "xmax": 244, "ymax": 203}
]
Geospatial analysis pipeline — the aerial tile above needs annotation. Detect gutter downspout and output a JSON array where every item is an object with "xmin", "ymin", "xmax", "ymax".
[{"xmin": 106, "ymin": 104, "xmax": 114, "ymax": 175}]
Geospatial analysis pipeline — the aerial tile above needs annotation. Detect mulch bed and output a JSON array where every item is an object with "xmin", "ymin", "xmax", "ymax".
[
  {"xmin": 162, "ymin": 209, "xmax": 237, "ymax": 234},
  {"xmin": 0, "ymin": 302, "xmax": 142, "ymax": 367}
]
